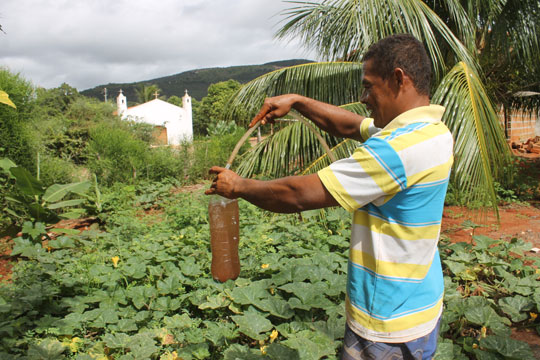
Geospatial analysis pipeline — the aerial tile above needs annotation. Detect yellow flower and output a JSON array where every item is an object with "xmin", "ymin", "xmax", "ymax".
[
  {"xmin": 260, "ymin": 345, "xmax": 267, "ymax": 355},
  {"xmin": 473, "ymin": 343, "xmax": 478, "ymax": 349},
  {"xmin": 111, "ymin": 256, "xmax": 120, "ymax": 267},
  {"xmin": 261, "ymin": 264, "xmax": 269, "ymax": 269},
  {"xmin": 481, "ymin": 326, "xmax": 487, "ymax": 338},
  {"xmin": 270, "ymin": 287, "xmax": 275, "ymax": 295},
  {"xmin": 270, "ymin": 329, "xmax": 278, "ymax": 343},
  {"xmin": 530, "ymin": 312, "xmax": 538, "ymax": 321},
  {"xmin": 328, "ymin": 229, "xmax": 333, "ymax": 235},
  {"xmin": 62, "ymin": 337, "xmax": 83, "ymax": 353},
  {"xmin": 160, "ymin": 351, "xmax": 180, "ymax": 360}
]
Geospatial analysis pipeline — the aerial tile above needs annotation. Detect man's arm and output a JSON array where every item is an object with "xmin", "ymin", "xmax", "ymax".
[
  {"xmin": 250, "ymin": 94, "xmax": 366, "ymax": 140},
  {"xmin": 205, "ymin": 166, "xmax": 339, "ymax": 213}
]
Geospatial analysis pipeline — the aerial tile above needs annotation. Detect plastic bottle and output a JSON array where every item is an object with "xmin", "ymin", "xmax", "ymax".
[{"xmin": 208, "ymin": 196, "xmax": 240, "ymax": 282}]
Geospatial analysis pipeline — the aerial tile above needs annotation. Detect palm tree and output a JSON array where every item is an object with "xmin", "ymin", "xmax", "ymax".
[
  {"xmin": 227, "ymin": 0, "xmax": 540, "ymax": 216},
  {"xmin": 135, "ymin": 84, "xmax": 162, "ymax": 104}
]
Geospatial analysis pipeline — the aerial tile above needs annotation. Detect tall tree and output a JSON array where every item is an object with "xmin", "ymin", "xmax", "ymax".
[
  {"xmin": 227, "ymin": 0, "xmax": 539, "ymax": 214},
  {"xmin": 135, "ymin": 84, "xmax": 162, "ymax": 104},
  {"xmin": 195, "ymin": 80, "xmax": 248, "ymax": 135}
]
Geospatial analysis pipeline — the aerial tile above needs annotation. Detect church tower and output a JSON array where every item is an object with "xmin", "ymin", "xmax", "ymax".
[
  {"xmin": 117, "ymin": 89, "xmax": 127, "ymax": 116},
  {"xmin": 182, "ymin": 89, "xmax": 193, "ymax": 139}
]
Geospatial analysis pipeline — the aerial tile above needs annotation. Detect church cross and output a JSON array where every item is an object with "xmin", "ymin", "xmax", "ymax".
[{"xmin": 153, "ymin": 91, "xmax": 159, "ymax": 99}]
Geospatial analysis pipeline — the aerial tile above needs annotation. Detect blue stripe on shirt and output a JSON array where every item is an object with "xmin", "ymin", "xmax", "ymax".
[
  {"xmin": 347, "ymin": 251, "xmax": 444, "ymax": 320},
  {"xmin": 363, "ymin": 137, "xmax": 407, "ymax": 191}
]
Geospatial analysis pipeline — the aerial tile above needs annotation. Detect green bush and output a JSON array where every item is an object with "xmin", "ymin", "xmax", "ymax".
[
  {"xmin": 87, "ymin": 122, "xmax": 149, "ymax": 185},
  {"xmin": 0, "ymin": 69, "xmax": 37, "ymax": 170},
  {"xmin": 187, "ymin": 127, "xmax": 249, "ymax": 181},
  {"xmin": 38, "ymin": 154, "xmax": 83, "ymax": 187},
  {"xmin": 142, "ymin": 146, "xmax": 186, "ymax": 182}
]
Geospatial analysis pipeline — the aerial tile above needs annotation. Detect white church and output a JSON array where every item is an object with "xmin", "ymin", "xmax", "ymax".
[{"xmin": 116, "ymin": 89, "xmax": 193, "ymax": 145}]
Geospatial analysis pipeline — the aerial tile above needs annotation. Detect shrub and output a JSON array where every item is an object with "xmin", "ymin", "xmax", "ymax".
[
  {"xmin": 38, "ymin": 154, "xmax": 82, "ymax": 187},
  {"xmin": 142, "ymin": 146, "xmax": 186, "ymax": 182},
  {"xmin": 187, "ymin": 127, "xmax": 249, "ymax": 181},
  {"xmin": 0, "ymin": 69, "xmax": 37, "ymax": 170},
  {"xmin": 87, "ymin": 122, "xmax": 149, "ymax": 185}
]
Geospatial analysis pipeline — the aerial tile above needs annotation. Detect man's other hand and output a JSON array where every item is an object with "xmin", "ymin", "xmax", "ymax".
[{"xmin": 205, "ymin": 166, "xmax": 242, "ymax": 199}]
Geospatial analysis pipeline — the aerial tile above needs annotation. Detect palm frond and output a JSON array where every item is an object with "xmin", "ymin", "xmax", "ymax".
[
  {"xmin": 226, "ymin": 61, "xmax": 364, "ymax": 121},
  {"xmin": 276, "ymin": 0, "xmax": 477, "ymax": 81},
  {"xmin": 235, "ymin": 120, "xmax": 340, "ymax": 178},
  {"xmin": 432, "ymin": 61, "xmax": 512, "ymax": 217},
  {"xmin": 235, "ymin": 101, "xmax": 369, "ymax": 178}
]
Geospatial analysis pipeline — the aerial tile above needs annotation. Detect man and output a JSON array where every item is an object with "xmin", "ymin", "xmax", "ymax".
[{"xmin": 205, "ymin": 34, "xmax": 453, "ymax": 359}]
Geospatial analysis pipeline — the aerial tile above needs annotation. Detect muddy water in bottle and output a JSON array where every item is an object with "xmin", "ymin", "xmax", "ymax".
[{"xmin": 208, "ymin": 196, "xmax": 240, "ymax": 282}]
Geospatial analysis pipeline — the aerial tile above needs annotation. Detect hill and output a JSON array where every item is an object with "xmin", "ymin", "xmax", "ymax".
[{"xmin": 80, "ymin": 59, "xmax": 313, "ymax": 102}]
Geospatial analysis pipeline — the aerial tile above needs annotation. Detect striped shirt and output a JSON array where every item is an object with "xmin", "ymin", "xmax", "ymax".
[{"xmin": 318, "ymin": 105, "xmax": 453, "ymax": 343}]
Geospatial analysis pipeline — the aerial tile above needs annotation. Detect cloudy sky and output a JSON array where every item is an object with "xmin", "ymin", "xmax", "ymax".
[{"xmin": 0, "ymin": 0, "xmax": 318, "ymax": 91}]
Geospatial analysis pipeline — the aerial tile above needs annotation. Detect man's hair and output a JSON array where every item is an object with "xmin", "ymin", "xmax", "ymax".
[{"xmin": 362, "ymin": 34, "xmax": 431, "ymax": 96}]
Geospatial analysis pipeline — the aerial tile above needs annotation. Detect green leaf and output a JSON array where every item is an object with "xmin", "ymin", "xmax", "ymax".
[
  {"xmin": 498, "ymin": 296, "xmax": 535, "ymax": 323},
  {"xmin": 231, "ymin": 310, "xmax": 273, "ymax": 340},
  {"xmin": 473, "ymin": 235, "xmax": 499, "ymax": 250},
  {"xmin": 479, "ymin": 335, "xmax": 534, "ymax": 359},
  {"xmin": 472, "ymin": 348, "xmax": 502, "ymax": 360},
  {"xmin": 252, "ymin": 297, "xmax": 294, "ymax": 319},
  {"xmin": 223, "ymin": 344, "xmax": 263, "ymax": 360},
  {"xmin": 0, "ymin": 158, "xmax": 16, "ymax": 175},
  {"xmin": 22, "ymin": 221, "xmax": 47, "ymax": 239},
  {"xmin": 282, "ymin": 329, "xmax": 336, "ymax": 359},
  {"xmin": 47, "ymin": 198, "xmax": 86, "ymax": 210},
  {"xmin": 10, "ymin": 166, "xmax": 44, "ymax": 196},
  {"xmin": 49, "ymin": 228, "xmax": 80, "ymax": 235},
  {"xmin": 464, "ymin": 306, "xmax": 510, "ymax": 334},
  {"xmin": 43, "ymin": 181, "xmax": 91, "ymax": 203},
  {"xmin": 266, "ymin": 343, "xmax": 300, "ymax": 360},
  {"xmin": 27, "ymin": 339, "xmax": 66, "ymax": 359},
  {"xmin": 198, "ymin": 294, "xmax": 230, "ymax": 310},
  {"xmin": 164, "ymin": 313, "xmax": 194, "ymax": 329},
  {"xmin": 279, "ymin": 282, "xmax": 332, "ymax": 309},
  {"xmin": 228, "ymin": 283, "xmax": 269, "ymax": 305},
  {"xmin": 103, "ymin": 333, "xmax": 131, "ymax": 349}
]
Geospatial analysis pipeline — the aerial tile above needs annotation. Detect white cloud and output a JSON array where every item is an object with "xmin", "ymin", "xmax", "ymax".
[{"xmin": 0, "ymin": 0, "xmax": 318, "ymax": 90}]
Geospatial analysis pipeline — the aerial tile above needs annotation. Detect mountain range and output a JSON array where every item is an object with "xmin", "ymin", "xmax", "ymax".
[{"xmin": 80, "ymin": 59, "xmax": 313, "ymax": 102}]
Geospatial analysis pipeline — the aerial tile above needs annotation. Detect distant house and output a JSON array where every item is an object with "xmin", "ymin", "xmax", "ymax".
[{"xmin": 116, "ymin": 90, "xmax": 193, "ymax": 145}]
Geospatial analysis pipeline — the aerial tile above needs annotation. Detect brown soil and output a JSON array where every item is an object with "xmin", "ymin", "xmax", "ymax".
[{"xmin": 442, "ymin": 203, "xmax": 540, "ymax": 249}]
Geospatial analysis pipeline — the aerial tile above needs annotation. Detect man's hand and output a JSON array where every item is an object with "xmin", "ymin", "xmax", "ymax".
[
  {"xmin": 248, "ymin": 95, "xmax": 299, "ymax": 128},
  {"xmin": 205, "ymin": 166, "xmax": 242, "ymax": 199}
]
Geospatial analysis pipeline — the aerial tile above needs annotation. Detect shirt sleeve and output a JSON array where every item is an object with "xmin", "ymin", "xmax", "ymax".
[
  {"xmin": 359, "ymin": 118, "xmax": 380, "ymax": 142},
  {"xmin": 318, "ymin": 137, "xmax": 407, "ymax": 212}
]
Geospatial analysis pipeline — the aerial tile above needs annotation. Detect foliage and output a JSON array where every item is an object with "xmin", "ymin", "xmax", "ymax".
[
  {"xmin": 187, "ymin": 128, "xmax": 250, "ymax": 181},
  {"xmin": 34, "ymin": 83, "xmax": 81, "ymax": 116},
  {"xmin": 135, "ymin": 84, "xmax": 163, "ymax": 104},
  {"xmin": 0, "ymin": 157, "xmax": 92, "ymax": 223},
  {"xmin": 0, "ymin": 184, "xmax": 538, "ymax": 359},
  {"xmin": 0, "ymin": 68, "xmax": 38, "ymax": 171},
  {"xmin": 499, "ymin": 157, "xmax": 540, "ymax": 202},
  {"xmin": 194, "ymin": 80, "xmax": 249, "ymax": 135},
  {"xmin": 86, "ymin": 121, "xmax": 149, "ymax": 185}
]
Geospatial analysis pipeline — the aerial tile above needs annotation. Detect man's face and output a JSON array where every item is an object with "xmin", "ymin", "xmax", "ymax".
[{"xmin": 360, "ymin": 59, "xmax": 399, "ymax": 128}]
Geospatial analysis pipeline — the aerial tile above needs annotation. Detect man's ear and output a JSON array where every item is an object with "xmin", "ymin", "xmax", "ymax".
[{"xmin": 394, "ymin": 68, "xmax": 405, "ymax": 87}]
